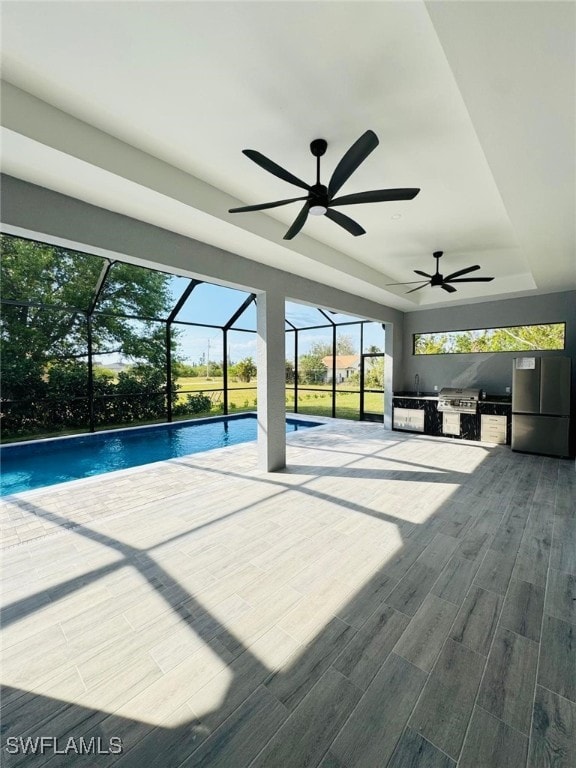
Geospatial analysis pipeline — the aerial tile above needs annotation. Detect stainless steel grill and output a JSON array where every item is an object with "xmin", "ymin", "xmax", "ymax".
[{"xmin": 437, "ymin": 387, "xmax": 480, "ymax": 414}]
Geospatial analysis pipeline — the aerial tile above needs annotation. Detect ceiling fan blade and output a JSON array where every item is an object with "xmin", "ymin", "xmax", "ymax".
[
  {"xmin": 229, "ymin": 196, "xmax": 308, "ymax": 213},
  {"xmin": 414, "ymin": 270, "xmax": 432, "ymax": 278},
  {"xmin": 243, "ymin": 150, "xmax": 311, "ymax": 191},
  {"xmin": 324, "ymin": 208, "xmax": 366, "ymax": 236},
  {"xmin": 386, "ymin": 280, "xmax": 430, "ymax": 286},
  {"xmin": 441, "ymin": 284, "xmax": 458, "ymax": 293},
  {"xmin": 330, "ymin": 188, "xmax": 420, "ymax": 206},
  {"xmin": 328, "ymin": 130, "xmax": 379, "ymax": 197},
  {"xmin": 443, "ymin": 264, "xmax": 481, "ymax": 281},
  {"xmin": 283, "ymin": 204, "xmax": 310, "ymax": 240},
  {"xmin": 447, "ymin": 277, "xmax": 495, "ymax": 283},
  {"xmin": 406, "ymin": 283, "xmax": 430, "ymax": 294}
]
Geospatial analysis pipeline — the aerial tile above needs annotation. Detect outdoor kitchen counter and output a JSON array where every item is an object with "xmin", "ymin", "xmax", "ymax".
[
  {"xmin": 392, "ymin": 392, "xmax": 439, "ymax": 400},
  {"xmin": 392, "ymin": 393, "xmax": 512, "ymax": 443}
]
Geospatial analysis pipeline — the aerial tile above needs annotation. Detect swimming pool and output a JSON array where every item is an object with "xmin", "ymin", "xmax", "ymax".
[{"xmin": 0, "ymin": 414, "xmax": 321, "ymax": 496}]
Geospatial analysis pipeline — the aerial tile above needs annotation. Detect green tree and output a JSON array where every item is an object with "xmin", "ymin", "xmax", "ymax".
[
  {"xmin": 414, "ymin": 325, "xmax": 564, "ymax": 355},
  {"xmin": 1, "ymin": 234, "xmax": 178, "ymax": 437},
  {"xmin": 451, "ymin": 331, "xmax": 485, "ymax": 353},
  {"xmin": 173, "ymin": 392, "xmax": 212, "ymax": 416},
  {"xmin": 303, "ymin": 336, "xmax": 357, "ymax": 359},
  {"xmin": 232, "ymin": 357, "xmax": 257, "ymax": 382},
  {"xmin": 334, "ymin": 334, "xmax": 357, "ymax": 356},
  {"xmin": 285, "ymin": 360, "xmax": 295, "ymax": 384},
  {"xmin": 297, "ymin": 336, "xmax": 358, "ymax": 385},
  {"xmin": 206, "ymin": 362, "xmax": 223, "ymax": 378},
  {"xmin": 486, "ymin": 324, "xmax": 564, "ymax": 351},
  {"xmin": 414, "ymin": 333, "xmax": 451, "ymax": 355},
  {"xmin": 365, "ymin": 357, "xmax": 384, "ymax": 388},
  {"xmin": 1, "ymin": 236, "xmax": 173, "ymax": 367},
  {"xmin": 298, "ymin": 353, "xmax": 328, "ymax": 384},
  {"xmin": 172, "ymin": 361, "xmax": 198, "ymax": 378}
]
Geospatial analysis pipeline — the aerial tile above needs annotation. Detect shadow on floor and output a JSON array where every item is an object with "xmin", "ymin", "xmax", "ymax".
[{"xmin": 1, "ymin": 433, "xmax": 570, "ymax": 768}]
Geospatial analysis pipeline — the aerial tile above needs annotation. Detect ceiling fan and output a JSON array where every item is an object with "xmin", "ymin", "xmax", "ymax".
[
  {"xmin": 387, "ymin": 251, "xmax": 495, "ymax": 294},
  {"xmin": 229, "ymin": 130, "xmax": 420, "ymax": 240}
]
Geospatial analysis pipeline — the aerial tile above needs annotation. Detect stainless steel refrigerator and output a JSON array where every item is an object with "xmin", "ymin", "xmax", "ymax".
[{"xmin": 511, "ymin": 356, "xmax": 571, "ymax": 457}]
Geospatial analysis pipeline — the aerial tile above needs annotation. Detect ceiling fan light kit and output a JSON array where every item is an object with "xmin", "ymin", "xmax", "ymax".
[
  {"xmin": 229, "ymin": 130, "xmax": 420, "ymax": 240},
  {"xmin": 387, "ymin": 251, "xmax": 495, "ymax": 295}
]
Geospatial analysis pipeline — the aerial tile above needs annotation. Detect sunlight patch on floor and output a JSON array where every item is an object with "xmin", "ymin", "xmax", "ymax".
[{"xmin": 1, "ymin": 422, "xmax": 503, "ymax": 743}]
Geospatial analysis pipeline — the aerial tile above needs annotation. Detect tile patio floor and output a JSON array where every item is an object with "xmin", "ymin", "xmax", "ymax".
[{"xmin": 1, "ymin": 420, "xmax": 575, "ymax": 767}]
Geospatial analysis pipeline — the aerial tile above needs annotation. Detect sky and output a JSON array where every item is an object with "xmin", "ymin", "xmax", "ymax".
[
  {"xmin": 166, "ymin": 279, "xmax": 385, "ymax": 366},
  {"xmin": 99, "ymin": 273, "xmax": 385, "ymax": 367}
]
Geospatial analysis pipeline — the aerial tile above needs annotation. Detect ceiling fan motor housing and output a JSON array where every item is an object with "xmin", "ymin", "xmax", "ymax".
[
  {"xmin": 431, "ymin": 251, "xmax": 443, "ymax": 285},
  {"xmin": 310, "ymin": 139, "xmax": 328, "ymax": 157},
  {"xmin": 309, "ymin": 183, "xmax": 329, "ymax": 208}
]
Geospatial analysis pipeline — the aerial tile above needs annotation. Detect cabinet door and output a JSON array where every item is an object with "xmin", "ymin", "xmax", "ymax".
[
  {"xmin": 442, "ymin": 412, "xmax": 461, "ymax": 436},
  {"xmin": 393, "ymin": 408, "xmax": 425, "ymax": 432},
  {"xmin": 481, "ymin": 414, "xmax": 507, "ymax": 444}
]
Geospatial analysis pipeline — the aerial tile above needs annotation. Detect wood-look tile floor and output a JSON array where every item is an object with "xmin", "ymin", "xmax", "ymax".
[{"xmin": 1, "ymin": 421, "xmax": 575, "ymax": 767}]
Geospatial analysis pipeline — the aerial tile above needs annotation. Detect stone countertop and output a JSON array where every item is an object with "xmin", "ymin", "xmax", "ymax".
[
  {"xmin": 393, "ymin": 392, "xmax": 512, "ymax": 405},
  {"xmin": 392, "ymin": 392, "xmax": 438, "ymax": 401}
]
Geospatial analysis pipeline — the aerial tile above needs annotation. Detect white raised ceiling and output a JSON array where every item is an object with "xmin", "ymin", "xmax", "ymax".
[{"xmin": 1, "ymin": 1, "xmax": 574, "ymax": 311}]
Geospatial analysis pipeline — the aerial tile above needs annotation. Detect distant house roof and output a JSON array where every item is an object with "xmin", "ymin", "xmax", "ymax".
[
  {"xmin": 94, "ymin": 361, "xmax": 129, "ymax": 372},
  {"xmin": 321, "ymin": 355, "xmax": 360, "ymax": 369}
]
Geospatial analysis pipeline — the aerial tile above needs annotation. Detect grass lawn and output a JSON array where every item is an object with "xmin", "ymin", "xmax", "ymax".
[
  {"xmin": 176, "ymin": 377, "xmax": 383, "ymax": 420},
  {"xmin": 177, "ymin": 376, "xmax": 257, "ymax": 412}
]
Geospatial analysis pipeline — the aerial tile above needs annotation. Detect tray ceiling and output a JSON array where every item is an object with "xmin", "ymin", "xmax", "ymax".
[{"xmin": 1, "ymin": 1, "xmax": 574, "ymax": 311}]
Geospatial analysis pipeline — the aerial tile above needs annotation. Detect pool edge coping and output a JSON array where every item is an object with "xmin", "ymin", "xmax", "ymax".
[{"xmin": 0, "ymin": 413, "xmax": 332, "ymax": 500}]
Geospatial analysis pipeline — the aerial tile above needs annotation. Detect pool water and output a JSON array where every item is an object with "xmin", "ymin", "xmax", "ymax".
[{"xmin": 0, "ymin": 414, "xmax": 321, "ymax": 496}]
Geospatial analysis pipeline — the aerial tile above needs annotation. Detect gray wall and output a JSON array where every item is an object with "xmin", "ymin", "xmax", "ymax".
[
  {"xmin": 403, "ymin": 292, "xmax": 576, "ymax": 395},
  {"xmin": 403, "ymin": 292, "xmax": 576, "ymax": 426}
]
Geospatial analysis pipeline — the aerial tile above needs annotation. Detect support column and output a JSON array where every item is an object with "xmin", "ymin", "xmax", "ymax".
[
  {"xmin": 331, "ymin": 323, "xmax": 337, "ymax": 418},
  {"xmin": 166, "ymin": 322, "xmax": 173, "ymax": 422},
  {"xmin": 87, "ymin": 314, "xmax": 95, "ymax": 433},
  {"xmin": 294, "ymin": 330, "xmax": 299, "ymax": 413},
  {"xmin": 223, "ymin": 329, "xmax": 229, "ymax": 415},
  {"xmin": 256, "ymin": 289, "xmax": 286, "ymax": 471},
  {"xmin": 384, "ymin": 321, "xmax": 402, "ymax": 430}
]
